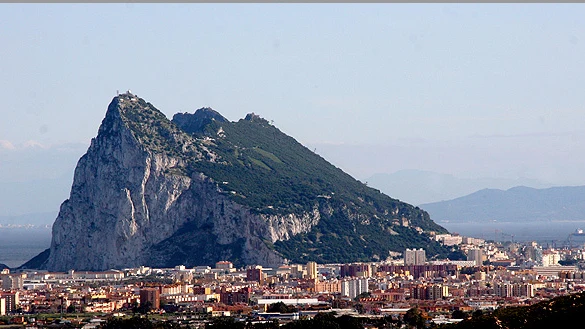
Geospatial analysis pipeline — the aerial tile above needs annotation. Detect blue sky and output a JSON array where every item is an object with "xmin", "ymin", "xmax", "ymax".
[{"xmin": 1, "ymin": 3, "xmax": 585, "ymax": 191}]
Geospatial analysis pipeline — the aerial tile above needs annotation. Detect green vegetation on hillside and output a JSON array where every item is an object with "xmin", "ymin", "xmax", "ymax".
[
  {"xmin": 114, "ymin": 98, "xmax": 457, "ymax": 264},
  {"xmin": 180, "ymin": 111, "xmax": 454, "ymax": 261},
  {"xmin": 275, "ymin": 214, "xmax": 455, "ymax": 263}
]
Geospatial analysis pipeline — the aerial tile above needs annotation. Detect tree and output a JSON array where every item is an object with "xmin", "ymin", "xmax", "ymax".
[
  {"xmin": 205, "ymin": 316, "xmax": 244, "ymax": 329},
  {"xmin": 267, "ymin": 301, "xmax": 297, "ymax": 313},
  {"xmin": 451, "ymin": 309, "xmax": 467, "ymax": 319},
  {"xmin": 66, "ymin": 304, "xmax": 76, "ymax": 313},
  {"xmin": 353, "ymin": 292, "xmax": 371, "ymax": 302},
  {"xmin": 100, "ymin": 317, "xmax": 154, "ymax": 329},
  {"xmin": 472, "ymin": 309, "xmax": 483, "ymax": 319},
  {"xmin": 311, "ymin": 312, "xmax": 341, "ymax": 329},
  {"xmin": 403, "ymin": 307, "xmax": 425, "ymax": 329},
  {"xmin": 337, "ymin": 314, "xmax": 363, "ymax": 329},
  {"xmin": 139, "ymin": 301, "xmax": 154, "ymax": 314}
]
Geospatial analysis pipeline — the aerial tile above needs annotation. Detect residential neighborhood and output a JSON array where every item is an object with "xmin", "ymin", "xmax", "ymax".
[{"xmin": 2, "ymin": 233, "xmax": 585, "ymax": 328}]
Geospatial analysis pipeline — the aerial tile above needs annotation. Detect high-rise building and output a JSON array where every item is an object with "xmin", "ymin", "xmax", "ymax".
[
  {"xmin": 542, "ymin": 252, "xmax": 560, "ymax": 267},
  {"xmin": 246, "ymin": 267, "xmax": 263, "ymax": 284},
  {"xmin": 340, "ymin": 263, "xmax": 371, "ymax": 278},
  {"xmin": 428, "ymin": 284, "xmax": 448, "ymax": 300},
  {"xmin": 0, "ymin": 292, "xmax": 19, "ymax": 313},
  {"xmin": 289, "ymin": 264, "xmax": 305, "ymax": 279},
  {"xmin": 467, "ymin": 248, "xmax": 484, "ymax": 266},
  {"xmin": 404, "ymin": 248, "xmax": 426, "ymax": 265},
  {"xmin": 411, "ymin": 284, "xmax": 448, "ymax": 300},
  {"xmin": 139, "ymin": 288, "xmax": 160, "ymax": 310},
  {"xmin": 306, "ymin": 261, "xmax": 318, "ymax": 280},
  {"xmin": 341, "ymin": 278, "xmax": 369, "ymax": 299},
  {"xmin": 1, "ymin": 273, "xmax": 24, "ymax": 291},
  {"xmin": 494, "ymin": 282, "xmax": 534, "ymax": 298}
]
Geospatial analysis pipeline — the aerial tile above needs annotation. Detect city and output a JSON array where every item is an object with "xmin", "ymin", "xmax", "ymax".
[{"xmin": 2, "ymin": 232, "xmax": 585, "ymax": 328}]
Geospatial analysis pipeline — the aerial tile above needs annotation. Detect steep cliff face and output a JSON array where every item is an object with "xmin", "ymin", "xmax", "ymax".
[
  {"xmin": 37, "ymin": 92, "xmax": 454, "ymax": 271},
  {"xmin": 46, "ymin": 96, "xmax": 188, "ymax": 270},
  {"xmin": 44, "ymin": 94, "xmax": 319, "ymax": 271}
]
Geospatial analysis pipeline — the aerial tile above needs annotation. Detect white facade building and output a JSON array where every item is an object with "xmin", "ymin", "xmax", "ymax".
[
  {"xmin": 341, "ymin": 278, "xmax": 369, "ymax": 299},
  {"xmin": 405, "ymin": 248, "xmax": 426, "ymax": 265},
  {"xmin": 467, "ymin": 248, "xmax": 484, "ymax": 266}
]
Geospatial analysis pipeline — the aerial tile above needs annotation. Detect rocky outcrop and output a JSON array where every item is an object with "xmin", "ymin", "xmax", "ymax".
[
  {"xmin": 43, "ymin": 93, "xmax": 319, "ymax": 271},
  {"xmin": 172, "ymin": 108, "xmax": 228, "ymax": 135},
  {"xmin": 38, "ymin": 92, "xmax": 454, "ymax": 271}
]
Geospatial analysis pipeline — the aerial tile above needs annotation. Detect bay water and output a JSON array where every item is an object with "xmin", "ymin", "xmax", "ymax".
[
  {"xmin": 440, "ymin": 220, "xmax": 585, "ymax": 246},
  {"xmin": 0, "ymin": 227, "xmax": 51, "ymax": 268}
]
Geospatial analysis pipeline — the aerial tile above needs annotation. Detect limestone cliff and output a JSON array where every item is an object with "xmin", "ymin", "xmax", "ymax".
[
  {"xmin": 43, "ymin": 94, "xmax": 318, "ymax": 271},
  {"xmin": 34, "ymin": 92, "xmax": 455, "ymax": 271}
]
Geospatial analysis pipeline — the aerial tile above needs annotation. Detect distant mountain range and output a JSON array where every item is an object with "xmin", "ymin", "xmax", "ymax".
[
  {"xmin": 419, "ymin": 185, "xmax": 585, "ymax": 223},
  {"xmin": 366, "ymin": 170, "xmax": 551, "ymax": 206}
]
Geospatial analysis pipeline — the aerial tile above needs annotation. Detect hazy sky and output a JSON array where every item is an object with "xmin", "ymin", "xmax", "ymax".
[{"xmin": 2, "ymin": 3, "xmax": 585, "ymax": 187}]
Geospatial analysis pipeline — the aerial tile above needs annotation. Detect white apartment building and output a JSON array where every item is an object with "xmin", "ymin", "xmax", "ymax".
[
  {"xmin": 1, "ymin": 273, "xmax": 24, "ymax": 290},
  {"xmin": 494, "ymin": 282, "xmax": 535, "ymax": 298},
  {"xmin": 467, "ymin": 248, "xmax": 485, "ymax": 266},
  {"xmin": 341, "ymin": 278, "xmax": 369, "ymax": 300},
  {"xmin": 405, "ymin": 248, "xmax": 426, "ymax": 265},
  {"xmin": 542, "ymin": 252, "xmax": 560, "ymax": 267},
  {"xmin": 435, "ymin": 234, "xmax": 463, "ymax": 246}
]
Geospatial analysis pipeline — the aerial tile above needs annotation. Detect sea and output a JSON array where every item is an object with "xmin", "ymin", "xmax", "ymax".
[
  {"xmin": 2, "ymin": 221, "xmax": 585, "ymax": 268},
  {"xmin": 440, "ymin": 220, "xmax": 585, "ymax": 247},
  {"xmin": 0, "ymin": 227, "xmax": 52, "ymax": 268}
]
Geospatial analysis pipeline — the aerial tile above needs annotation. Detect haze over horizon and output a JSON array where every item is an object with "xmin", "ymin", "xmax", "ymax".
[{"xmin": 2, "ymin": 3, "xmax": 585, "ymax": 216}]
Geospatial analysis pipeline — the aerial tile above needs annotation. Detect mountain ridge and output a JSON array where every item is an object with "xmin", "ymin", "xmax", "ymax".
[
  {"xmin": 420, "ymin": 185, "xmax": 585, "ymax": 223},
  {"xmin": 26, "ymin": 93, "xmax": 457, "ymax": 271},
  {"xmin": 366, "ymin": 169, "xmax": 550, "ymax": 206}
]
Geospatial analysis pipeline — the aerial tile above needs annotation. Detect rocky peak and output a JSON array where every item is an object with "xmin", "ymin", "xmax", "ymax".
[
  {"xmin": 172, "ymin": 107, "xmax": 228, "ymax": 135},
  {"xmin": 243, "ymin": 112, "xmax": 269, "ymax": 125},
  {"xmin": 26, "ymin": 93, "xmax": 457, "ymax": 271}
]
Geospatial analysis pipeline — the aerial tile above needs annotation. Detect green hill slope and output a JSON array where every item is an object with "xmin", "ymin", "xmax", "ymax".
[{"xmin": 170, "ymin": 109, "xmax": 457, "ymax": 263}]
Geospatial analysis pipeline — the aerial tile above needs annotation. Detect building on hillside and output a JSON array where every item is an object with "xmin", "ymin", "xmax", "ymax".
[
  {"xmin": 462, "ymin": 237, "xmax": 485, "ymax": 245},
  {"xmin": 215, "ymin": 261, "xmax": 234, "ymax": 271}
]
